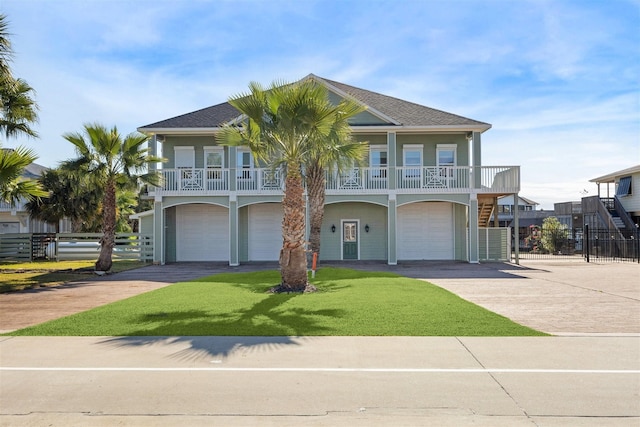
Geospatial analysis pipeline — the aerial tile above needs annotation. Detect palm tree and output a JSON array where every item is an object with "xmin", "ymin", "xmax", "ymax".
[
  {"xmin": 63, "ymin": 123, "xmax": 163, "ymax": 272},
  {"xmin": 25, "ymin": 166, "xmax": 103, "ymax": 232},
  {"xmin": 220, "ymin": 79, "xmax": 355, "ymax": 292},
  {"xmin": 305, "ymin": 97, "xmax": 367, "ymax": 263},
  {"xmin": 0, "ymin": 14, "xmax": 38, "ymax": 140},
  {"xmin": 0, "ymin": 144, "xmax": 46, "ymax": 204}
]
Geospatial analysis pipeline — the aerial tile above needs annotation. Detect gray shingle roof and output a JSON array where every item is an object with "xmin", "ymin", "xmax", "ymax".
[{"xmin": 139, "ymin": 75, "xmax": 490, "ymax": 131}]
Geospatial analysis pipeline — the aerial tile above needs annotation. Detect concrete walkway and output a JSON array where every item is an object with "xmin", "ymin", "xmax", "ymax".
[{"xmin": 1, "ymin": 260, "xmax": 639, "ymax": 426}]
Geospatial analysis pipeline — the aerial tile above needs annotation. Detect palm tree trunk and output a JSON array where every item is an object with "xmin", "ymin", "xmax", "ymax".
[
  {"xmin": 95, "ymin": 179, "xmax": 116, "ymax": 272},
  {"xmin": 307, "ymin": 162, "xmax": 325, "ymax": 263},
  {"xmin": 279, "ymin": 165, "xmax": 308, "ymax": 291}
]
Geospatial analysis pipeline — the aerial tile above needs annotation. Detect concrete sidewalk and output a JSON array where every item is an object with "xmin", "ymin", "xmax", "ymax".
[{"xmin": 1, "ymin": 335, "xmax": 639, "ymax": 426}]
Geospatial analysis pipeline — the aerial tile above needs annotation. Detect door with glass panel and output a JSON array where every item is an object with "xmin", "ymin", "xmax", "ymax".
[{"xmin": 342, "ymin": 221, "xmax": 358, "ymax": 260}]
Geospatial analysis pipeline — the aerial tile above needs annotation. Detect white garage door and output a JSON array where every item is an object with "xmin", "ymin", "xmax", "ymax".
[
  {"xmin": 176, "ymin": 204, "xmax": 229, "ymax": 261},
  {"xmin": 397, "ymin": 202, "xmax": 454, "ymax": 260},
  {"xmin": 248, "ymin": 204, "xmax": 282, "ymax": 261}
]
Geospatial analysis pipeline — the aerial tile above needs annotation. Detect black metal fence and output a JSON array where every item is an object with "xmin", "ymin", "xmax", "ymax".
[
  {"xmin": 583, "ymin": 225, "xmax": 640, "ymax": 263},
  {"xmin": 514, "ymin": 225, "xmax": 639, "ymax": 262}
]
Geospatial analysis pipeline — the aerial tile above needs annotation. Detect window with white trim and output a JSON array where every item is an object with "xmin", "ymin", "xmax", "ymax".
[
  {"xmin": 174, "ymin": 146, "xmax": 195, "ymax": 169},
  {"xmin": 403, "ymin": 144, "xmax": 423, "ymax": 178},
  {"xmin": 237, "ymin": 148, "xmax": 254, "ymax": 179},
  {"xmin": 370, "ymin": 145, "xmax": 387, "ymax": 178}
]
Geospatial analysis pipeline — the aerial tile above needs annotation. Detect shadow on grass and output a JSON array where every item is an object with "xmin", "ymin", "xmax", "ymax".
[{"xmin": 99, "ymin": 290, "xmax": 346, "ymax": 361}]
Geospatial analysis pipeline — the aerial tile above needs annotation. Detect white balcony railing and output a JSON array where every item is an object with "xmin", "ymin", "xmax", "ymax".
[
  {"xmin": 151, "ymin": 166, "xmax": 520, "ymax": 195},
  {"xmin": 0, "ymin": 198, "xmax": 27, "ymax": 212}
]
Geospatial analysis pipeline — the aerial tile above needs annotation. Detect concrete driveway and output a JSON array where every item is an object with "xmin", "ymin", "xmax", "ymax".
[{"xmin": 1, "ymin": 259, "xmax": 639, "ymax": 426}]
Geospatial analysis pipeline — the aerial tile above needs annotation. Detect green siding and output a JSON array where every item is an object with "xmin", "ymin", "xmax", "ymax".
[
  {"xmin": 453, "ymin": 203, "xmax": 468, "ymax": 261},
  {"xmin": 396, "ymin": 134, "xmax": 470, "ymax": 166},
  {"xmin": 320, "ymin": 202, "xmax": 387, "ymax": 261},
  {"xmin": 165, "ymin": 206, "xmax": 177, "ymax": 263},
  {"xmin": 164, "ymin": 136, "xmax": 223, "ymax": 168}
]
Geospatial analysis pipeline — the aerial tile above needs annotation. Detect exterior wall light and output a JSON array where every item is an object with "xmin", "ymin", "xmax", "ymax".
[
  {"xmin": 365, "ymin": 224, "xmax": 370, "ymax": 233},
  {"xmin": 331, "ymin": 224, "xmax": 336, "ymax": 233}
]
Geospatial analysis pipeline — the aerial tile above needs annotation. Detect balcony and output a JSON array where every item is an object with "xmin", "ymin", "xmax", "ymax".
[
  {"xmin": 150, "ymin": 166, "xmax": 520, "ymax": 196},
  {"xmin": 0, "ymin": 198, "xmax": 27, "ymax": 212}
]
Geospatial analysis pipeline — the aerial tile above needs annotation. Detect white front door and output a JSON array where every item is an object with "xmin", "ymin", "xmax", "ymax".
[
  {"xmin": 248, "ymin": 204, "xmax": 282, "ymax": 261},
  {"xmin": 176, "ymin": 204, "xmax": 229, "ymax": 261}
]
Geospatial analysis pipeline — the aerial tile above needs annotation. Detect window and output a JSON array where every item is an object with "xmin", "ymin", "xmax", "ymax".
[
  {"xmin": 174, "ymin": 146, "xmax": 195, "ymax": 169},
  {"xmin": 403, "ymin": 145, "xmax": 423, "ymax": 178},
  {"xmin": 616, "ymin": 176, "xmax": 632, "ymax": 196},
  {"xmin": 370, "ymin": 145, "xmax": 387, "ymax": 178},
  {"xmin": 237, "ymin": 149, "xmax": 254, "ymax": 179},
  {"xmin": 437, "ymin": 145, "xmax": 456, "ymax": 167},
  {"xmin": 204, "ymin": 147, "xmax": 224, "ymax": 169}
]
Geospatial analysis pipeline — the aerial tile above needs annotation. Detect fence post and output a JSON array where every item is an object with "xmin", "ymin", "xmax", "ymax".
[{"xmin": 584, "ymin": 224, "xmax": 589, "ymax": 263}]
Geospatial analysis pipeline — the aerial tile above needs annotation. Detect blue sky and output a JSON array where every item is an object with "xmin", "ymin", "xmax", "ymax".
[{"xmin": 3, "ymin": 0, "xmax": 639, "ymax": 209}]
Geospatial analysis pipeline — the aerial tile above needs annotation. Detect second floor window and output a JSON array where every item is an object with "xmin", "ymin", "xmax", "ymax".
[
  {"xmin": 403, "ymin": 145, "xmax": 423, "ymax": 178},
  {"xmin": 370, "ymin": 145, "xmax": 387, "ymax": 178},
  {"xmin": 237, "ymin": 149, "xmax": 254, "ymax": 179}
]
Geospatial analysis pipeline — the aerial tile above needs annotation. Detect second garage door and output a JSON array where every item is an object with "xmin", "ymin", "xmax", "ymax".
[
  {"xmin": 397, "ymin": 202, "xmax": 454, "ymax": 260},
  {"xmin": 176, "ymin": 204, "xmax": 229, "ymax": 261},
  {"xmin": 248, "ymin": 203, "xmax": 283, "ymax": 261}
]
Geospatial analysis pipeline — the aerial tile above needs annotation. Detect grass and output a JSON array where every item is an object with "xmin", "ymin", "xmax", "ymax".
[
  {"xmin": 0, "ymin": 260, "xmax": 147, "ymax": 293},
  {"xmin": 6, "ymin": 267, "xmax": 546, "ymax": 337}
]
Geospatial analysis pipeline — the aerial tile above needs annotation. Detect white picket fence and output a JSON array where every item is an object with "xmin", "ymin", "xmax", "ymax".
[{"xmin": 0, "ymin": 233, "xmax": 153, "ymax": 262}]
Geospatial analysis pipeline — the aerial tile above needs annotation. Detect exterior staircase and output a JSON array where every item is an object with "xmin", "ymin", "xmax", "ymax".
[{"xmin": 478, "ymin": 202, "xmax": 494, "ymax": 227}]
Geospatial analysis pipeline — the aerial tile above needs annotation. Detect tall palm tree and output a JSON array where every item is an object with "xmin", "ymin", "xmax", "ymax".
[
  {"xmin": 305, "ymin": 96, "xmax": 367, "ymax": 263},
  {"xmin": 220, "ymin": 79, "xmax": 355, "ymax": 292},
  {"xmin": 0, "ymin": 14, "xmax": 38, "ymax": 140},
  {"xmin": 63, "ymin": 123, "xmax": 163, "ymax": 272},
  {"xmin": 0, "ymin": 144, "xmax": 46, "ymax": 204}
]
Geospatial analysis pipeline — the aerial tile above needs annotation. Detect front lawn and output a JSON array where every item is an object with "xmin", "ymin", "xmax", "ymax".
[
  {"xmin": 6, "ymin": 268, "xmax": 546, "ymax": 336},
  {"xmin": 0, "ymin": 260, "xmax": 146, "ymax": 293}
]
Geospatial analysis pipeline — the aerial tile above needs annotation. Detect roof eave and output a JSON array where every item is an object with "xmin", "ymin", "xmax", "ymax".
[
  {"xmin": 351, "ymin": 124, "xmax": 492, "ymax": 133},
  {"xmin": 589, "ymin": 164, "xmax": 640, "ymax": 183},
  {"xmin": 137, "ymin": 127, "xmax": 222, "ymax": 135}
]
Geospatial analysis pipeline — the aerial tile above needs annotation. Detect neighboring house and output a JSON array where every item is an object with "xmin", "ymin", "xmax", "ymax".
[
  {"xmin": 495, "ymin": 195, "xmax": 539, "ymax": 228},
  {"xmin": 586, "ymin": 165, "xmax": 640, "ymax": 230},
  {"xmin": 137, "ymin": 74, "xmax": 520, "ymax": 265},
  {"xmin": 0, "ymin": 159, "xmax": 69, "ymax": 234}
]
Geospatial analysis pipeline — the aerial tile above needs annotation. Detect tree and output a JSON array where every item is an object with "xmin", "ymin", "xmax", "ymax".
[
  {"xmin": 220, "ymin": 79, "xmax": 354, "ymax": 292},
  {"xmin": 63, "ymin": 124, "xmax": 163, "ymax": 272},
  {"xmin": 25, "ymin": 166, "xmax": 102, "ymax": 232},
  {"xmin": 0, "ymin": 15, "xmax": 42, "ymax": 204},
  {"xmin": 541, "ymin": 216, "xmax": 569, "ymax": 254},
  {"xmin": 0, "ymin": 144, "xmax": 46, "ymax": 204},
  {"xmin": 0, "ymin": 14, "xmax": 38, "ymax": 140},
  {"xmin": 306, "ymin": 95, "xmax": 367, "ymax": 263}
]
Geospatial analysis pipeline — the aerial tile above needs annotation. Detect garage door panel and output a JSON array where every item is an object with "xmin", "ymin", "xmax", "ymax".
[
  {"xmin": 248, "ymin": 204, "xmax": 282, "ymax": 261},
  {"xmin": 176, "ymin": 204, "xmax": 229, "ymax": 261},
  {"xmin": 398, "ymin": 202, "xmax": 453, "ymax": 260}
]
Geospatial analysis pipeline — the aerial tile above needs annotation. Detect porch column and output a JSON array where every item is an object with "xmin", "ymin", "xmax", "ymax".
[
  {"xmin": 472, "ymin": 131, "xmax": 482, "ymax": 189},
  {"xmin": 387, "ymin": 132, "xmax": 397, "ymax": 190},
  {"xmin": 388, "ymin": 193, "xmax": 397, "ymax": 265},
  {"xmin": 229, "ymin": 194, "xmax": 239, "ymax": 266},
  {"xmin": 228, "ymin": 146, "xmax": 237, "ymax": 192},
  {"xmin": 513, "ymin": 192, "xmax": 520, "ymax": 264},
  {"xmin": 153, "ymin": 196, "xmax": 163, "ymax": 264},
  {"xmin": 469, "ymin": 194, "xmax": 479, "ymax": 263}
]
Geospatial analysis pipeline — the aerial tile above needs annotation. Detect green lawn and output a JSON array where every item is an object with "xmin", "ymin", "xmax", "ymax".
[
  {"xmin": 6, "ymin": 268, "xmax": 546, "ymax": 337},
  {"xmin": 0, "ymin": 260, "xmax": 146, "ymax": 293}
]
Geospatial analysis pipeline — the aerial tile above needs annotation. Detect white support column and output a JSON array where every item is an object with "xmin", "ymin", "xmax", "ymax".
[
  {"xmin": 229, "ymin": 193, "xmax": 239, "ymax": 266},
  {"xmin": 469, "ymin": 193, "xmax": 479, "ymax": 263},
  {"xmin": 388, "ymin": 192, "xmax": 397, "ymax": 265},
  {"xmin": 153, "ymin": 196, "xmax": 163, "ymax": 264}
]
